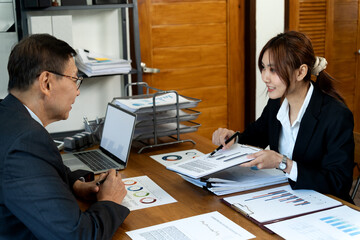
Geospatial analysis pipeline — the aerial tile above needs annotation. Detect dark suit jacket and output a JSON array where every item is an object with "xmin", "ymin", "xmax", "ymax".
[
  {"xmin": 238, "ymin": 82, "xmax": 354, "ymax": 202},
  {"xmin": 0, "ymin": 94, "xmax": 130, "ymax": 239}
]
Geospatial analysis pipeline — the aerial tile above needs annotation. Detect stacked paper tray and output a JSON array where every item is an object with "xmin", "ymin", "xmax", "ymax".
[
  {"xmin": 133, "ymin": 121, "xmax": 201, "ymax": 141},
  {"xmin": 135, "ymin": 109, "xmax": 200, "ymax": 127},
  {"xmin": 112, "ymin": 91, "xmax": 201, "ymax": 144},
  {"xmin": 112, "ymin": 93, "xmax": 201, "ymax": 114}
]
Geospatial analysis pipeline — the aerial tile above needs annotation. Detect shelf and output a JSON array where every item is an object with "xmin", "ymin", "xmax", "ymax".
[{"xmin": 24, "ymin": 4, "xmax": 134, "ymax": 11}]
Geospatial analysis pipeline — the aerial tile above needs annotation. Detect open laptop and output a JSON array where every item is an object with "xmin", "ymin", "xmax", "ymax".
[{"xmin": 62, "ymin": 103, "xmax": 136, "ymax": 174}]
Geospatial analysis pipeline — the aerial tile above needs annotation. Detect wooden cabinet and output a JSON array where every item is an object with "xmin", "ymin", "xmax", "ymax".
[{"xmin": 288, "ymin": 0, "xmax": 360, "ymax": 131}]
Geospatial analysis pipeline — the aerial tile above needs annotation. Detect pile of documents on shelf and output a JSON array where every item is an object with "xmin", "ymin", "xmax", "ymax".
[
  {"xmin": 112, "ymin": 92, "xmax": 201, "ymax": 141},
  {"xmin": 75, "ymin": 48, "xmax": 131, "ymax": 77},
  {"xmin": 113, "ymin": 93, "xmax": 196, "ymax": 113}
]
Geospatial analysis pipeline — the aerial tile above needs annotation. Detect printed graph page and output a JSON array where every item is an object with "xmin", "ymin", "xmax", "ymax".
[
  {"xmin": 265, "ymin": 205, "xmax": 360, "ymax": 240},
  {"xmin": 222, "ymin": 185, "xmax": 342, "ymax": 223},
  {"xmin": 126, "ymin": 211, "xmax": 255, "ymax": 240},
  {"xmin": 166, "ymin": 144, "xmax": 260, "ymax": 179},
  {"xmin": 150, "ymin": 149, "xmax": 204, "ymax": 167},
  {"xmin": 121, "ymin": 176, "xmax": 177, "ymax": 211}
]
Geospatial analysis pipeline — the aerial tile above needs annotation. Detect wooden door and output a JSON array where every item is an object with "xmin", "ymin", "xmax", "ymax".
[
  {"xmin": 288, "ymin": 0, "xmax": 360, "ymax": 131},
  {"xmin": 137, "ymin": 0, "xmax": 245, "ymax": 139}
]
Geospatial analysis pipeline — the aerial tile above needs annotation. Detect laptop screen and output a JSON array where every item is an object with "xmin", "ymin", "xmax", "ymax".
[{"xmin": 100, "ymin": 103, "xmax": 136, "ymax": 164}]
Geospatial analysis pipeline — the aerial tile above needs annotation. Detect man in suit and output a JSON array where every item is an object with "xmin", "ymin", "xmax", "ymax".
[{"xmin": 0, "ymin": 34, "xmax": 129, "ymax": 239}]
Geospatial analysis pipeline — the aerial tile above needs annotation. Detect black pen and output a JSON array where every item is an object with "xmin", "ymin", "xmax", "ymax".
[
  {"xmin": 96, "ymin": 178, "xmax": 106, "ymax": 186},
  {"xmin": 209, "ymin": 131, "xmax": 239, "ymax": 157}
]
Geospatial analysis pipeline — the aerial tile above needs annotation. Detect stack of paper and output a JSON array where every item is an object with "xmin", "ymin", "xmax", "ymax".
[
  {"xmin": 167, "ymin": 144, "xmax": 261, "ymax": 179},
  {"xmin": 75, "ymin": 48, "xmax": 131, "ymax": 77},
  {"xmin": 181, "ymin": 166, "xmax": 288, "ymax": 196},
  {"xmin": 222, "ymin": 185, "xmax": 343, "ymax": 233},
  {"xmin": 114, "ymin": 93, "xmax": 196, "ymax": 113}
]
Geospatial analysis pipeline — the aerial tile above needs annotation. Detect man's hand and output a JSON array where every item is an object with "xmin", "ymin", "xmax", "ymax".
[
  {"xmin": 97, "ymin": 169, "xmax": 127, "ymax": 205},
  {"xmin": 73, "ymin": 172, "xmax": 108, "ymax": 201}
]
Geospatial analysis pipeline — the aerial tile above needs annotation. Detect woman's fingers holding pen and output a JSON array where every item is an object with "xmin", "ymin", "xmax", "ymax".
[{"xmin": 212, "ymin": 128, "xmax": 235, "ymax": 148}]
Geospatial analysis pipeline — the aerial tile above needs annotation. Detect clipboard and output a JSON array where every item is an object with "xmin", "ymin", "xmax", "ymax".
[{"xmin": 221, "ymin": 185, "xmax": 343, "ymax": 233}]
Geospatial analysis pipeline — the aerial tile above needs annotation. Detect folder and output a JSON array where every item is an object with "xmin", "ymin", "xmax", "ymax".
[
  {"xmin": 222, "ymin": 185, "xmax": 343, "ymax": 233},
  {"xmin": 167, "ymin": 143, "xmax": 261, "ymax": 179}
]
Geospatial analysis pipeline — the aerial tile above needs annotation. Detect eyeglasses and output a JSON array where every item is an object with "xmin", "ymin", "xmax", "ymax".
[{"xmin": 48, "ymin": 70, "xmax": 83, "ymax": 89}]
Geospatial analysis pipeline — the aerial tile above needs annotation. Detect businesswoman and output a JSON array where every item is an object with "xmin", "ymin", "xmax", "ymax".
[{"xmin": 212, "ymin": 31, "xmax": 354, "ymax": 202}]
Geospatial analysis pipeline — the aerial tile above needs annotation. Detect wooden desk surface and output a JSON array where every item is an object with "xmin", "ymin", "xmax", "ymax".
[{"xmin": 78, "ymin": 133, "xmax": 360, "ymax": 239}]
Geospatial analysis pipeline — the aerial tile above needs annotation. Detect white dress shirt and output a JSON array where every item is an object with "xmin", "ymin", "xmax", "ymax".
[
  {"xmin": 24, "ymin": 105, "xmax": 43, "ymax": 126},
  {"xmin": 277, "ymin": 83, "xmax": 314, "ymax": 181}
]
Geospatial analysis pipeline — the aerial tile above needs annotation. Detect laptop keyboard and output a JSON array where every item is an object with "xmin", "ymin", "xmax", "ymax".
[{"xmin": 74, "ymin": 151, "xmax": 119, "ymax": 171}]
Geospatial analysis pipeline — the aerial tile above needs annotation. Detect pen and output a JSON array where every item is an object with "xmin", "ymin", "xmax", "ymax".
[
  {"xmin": 209, "ymin": 131, "xmax": 240, "ymax": 157},
  {"xmin": 96, "ymin": 178, "xmax": 106, "ymax": 186}
]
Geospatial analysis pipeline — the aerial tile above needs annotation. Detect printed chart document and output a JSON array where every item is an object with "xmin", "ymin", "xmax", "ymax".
[
  {"xmin": 150, "ymin": 149, "xmax": 204, "ymax": 167},
  {"xmin": 121, "ymin": 176, "xmax": 176, "ymax": 211},
  {"xmin": 181, "ymin": 166, "xmax": 287, "ymax": 195},
  {"xmin": 114, "ymin": 93, "xmax": 196, "ymax": 113},
  {"xmin": 265, "ymin": 205, "xmax": 360, "ymax": 240},
  {"xmin": 222, "ymin": 185, "xmax": 342, "ymax": 232},
  {"xmin": 166, "ymin": 144, "xmax": 260, "ymax": 179},
  {"xmin": 126, "ymin": 211, "xmax": 255, "ymax": 240}
]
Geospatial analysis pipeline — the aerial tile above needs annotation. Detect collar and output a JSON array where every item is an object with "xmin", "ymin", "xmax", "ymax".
[
  {"xmin": 276, "ymin": 82, "xmax": 314, "ymax": 127},
  {"xmin": 24, "ymin": 105, "xmax": 44, "ymax": 126}
]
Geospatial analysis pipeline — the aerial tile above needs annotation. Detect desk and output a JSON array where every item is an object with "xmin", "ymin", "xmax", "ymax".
[{"xmin": 77, "ymin": 133, "xmax": 360, "ymax": 239}]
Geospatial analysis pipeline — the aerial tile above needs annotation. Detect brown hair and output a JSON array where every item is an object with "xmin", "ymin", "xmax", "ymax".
[{"xmin": 258, "ymin": 31, "xmax": 345, "ymax": 104}]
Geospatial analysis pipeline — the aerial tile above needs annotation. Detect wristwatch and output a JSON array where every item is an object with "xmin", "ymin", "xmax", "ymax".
[{"xmin": 278, "ymin": 155, "xmax": 288, "ymax": 171}]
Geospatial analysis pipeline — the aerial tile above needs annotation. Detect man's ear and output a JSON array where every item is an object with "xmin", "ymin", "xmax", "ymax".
[
  {"xmin": 296, "ymin": 64, "xmax": 308, "ymax": 81},
  {"xmin": 38, "ymin": 71, "xmax": 51, "ymax": 96}
]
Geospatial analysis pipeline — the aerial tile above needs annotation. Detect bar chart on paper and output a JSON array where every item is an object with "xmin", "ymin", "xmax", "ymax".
[
  {"xmin": 244, "ymin": 189, "xmax": 310, "ymax": 206},
  {"xmin": 320, "ymin": 215, "xmax": 360, "ymax": 237},
  {"xmin": 222, "ymin": 185, "xmax": 342, "ymax": 223},
  {"xmin": 265, "ymin": 205, "xmax": 360, "ymax": 240}
]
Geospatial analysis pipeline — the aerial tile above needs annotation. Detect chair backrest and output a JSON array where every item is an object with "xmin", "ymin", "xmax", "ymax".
[{"xmin": 353, "ymin": 132, "xmax": 360, "ymax": 179}]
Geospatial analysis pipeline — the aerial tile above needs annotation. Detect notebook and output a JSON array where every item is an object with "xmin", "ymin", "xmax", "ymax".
[{"xmin": 61, "ymin": 103, "xmax": 136, "ymax": 174}]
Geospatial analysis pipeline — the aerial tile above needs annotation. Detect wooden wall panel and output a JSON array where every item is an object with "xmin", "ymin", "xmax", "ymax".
[
  {"xmin": 153, "ymin": 45, "xmax": 227, "ymax": 70},
  {"xmin": 177, "ymin": 86, "xmax": 228, "ymax": 108},
  {"xmin": 152, "ymin": 23, "xmax": 226, "ymax": 48},
  {"xmin": 152, "ymin": 2, "xmax": 226, "ymax": 25},
  {"xmin": 152, "ymin": 66, "xmax": 227, "ymax": 90},
  {"xmin": 298, "ymin": 0, "xmax": 327, "ymax": 57}
]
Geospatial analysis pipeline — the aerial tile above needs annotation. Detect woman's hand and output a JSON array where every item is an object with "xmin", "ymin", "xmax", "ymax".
[
  {"xmin": 241, "ymin": 150, "xmax": 292, "ymax": 173},
  {"xmin": 212, "ymin": 128, "xmax": 236, "ymax": 150}
]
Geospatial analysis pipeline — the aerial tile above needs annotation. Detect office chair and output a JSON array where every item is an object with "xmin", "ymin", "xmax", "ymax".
[{"xmin": 351, "ymin": 132, "xmax": 360, "ymax": 200}]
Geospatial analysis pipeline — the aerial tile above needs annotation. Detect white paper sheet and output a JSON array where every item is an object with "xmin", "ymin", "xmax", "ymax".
[
  {"xmin": 126, "ymin": 211, "xmax": 255, "ymax": 240},
  {"xmin": 121, "ymin": 176, "xmax": 177, "ymax": 211},
  {"xmin": 150, "ymin": 149, "xmax": 204, "ymax": 167},
  {"xmin": 166, "ymin": 144, "xmax": 260, "ymax": 179},
  {"xmin": 265, "ymin": 205, "xmax": 360, "ymax": 240},
  {"xmin": 222, "ymin": 185, "xmax": 342, "ymax": 223}
]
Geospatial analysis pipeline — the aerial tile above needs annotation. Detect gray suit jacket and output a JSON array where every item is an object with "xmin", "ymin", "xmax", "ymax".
[{"xmin": 0, "ymin": 94, "xmax": 129, "ymax": 239}]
